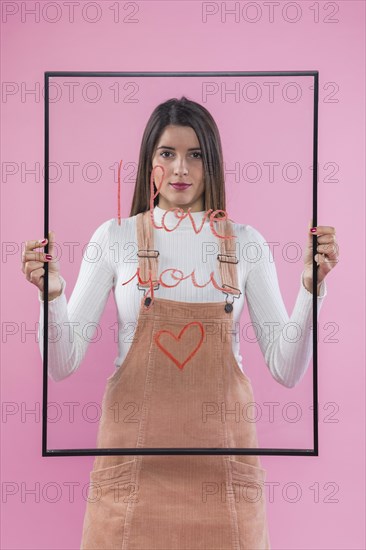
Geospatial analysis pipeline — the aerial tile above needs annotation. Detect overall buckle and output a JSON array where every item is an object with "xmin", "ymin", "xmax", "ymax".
[
  {"xmin": 221, "ymin": 284, "xmax": 242, "ymax": 313},
  {"xmin": 137, "ymin": 281, "xmax": 160, "ymax": 307},
  {"xmin": 137, "ymin": 249, "xmax": 159, "ymax": 307},
  {"xmin": 217, "ymin": 253, "xmax": 238, "ymax": 264},
  {"xmin": 137, "ymin": 281, "xmax": 160, "ymax": 294},
  {"xmin": 137, "ymin": 249, "xmax": 159, "ymax": 258}
]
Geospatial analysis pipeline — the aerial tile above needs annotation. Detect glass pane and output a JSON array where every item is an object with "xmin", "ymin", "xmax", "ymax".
[{"xmin": 44, "ymin": 73, "xmax": 317, "ymax": 454}]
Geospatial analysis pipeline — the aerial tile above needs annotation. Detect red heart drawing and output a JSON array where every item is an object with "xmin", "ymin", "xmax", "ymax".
[{"xmin": 154, "ymin": 322, "xmax": 205, "ymax": 370}]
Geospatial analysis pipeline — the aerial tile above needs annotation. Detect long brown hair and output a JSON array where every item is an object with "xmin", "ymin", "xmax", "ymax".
[{"xmin": 129, "ymin": 96, "xmax": 226, "ymax": 218}]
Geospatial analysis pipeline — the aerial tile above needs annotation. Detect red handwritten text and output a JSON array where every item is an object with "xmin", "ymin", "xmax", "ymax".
[{"xmin": 149, "ymin": 165, "xmax": 235, "ymax": 240}]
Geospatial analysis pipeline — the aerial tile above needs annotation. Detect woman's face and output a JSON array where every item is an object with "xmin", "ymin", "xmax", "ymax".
[{"xmin": 151, "ymin": 125, "xmax": 205, "ymax": 212}]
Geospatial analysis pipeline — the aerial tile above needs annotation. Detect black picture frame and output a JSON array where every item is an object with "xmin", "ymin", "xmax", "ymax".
[{"xmin": 42, "ymin": 70, "xmax": 319, "ymax": 457}]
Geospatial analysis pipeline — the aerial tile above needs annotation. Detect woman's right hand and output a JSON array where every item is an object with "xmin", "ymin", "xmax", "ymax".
[{"xmin": 22, "ymin": 230, "xmax": 63, "ymax": 300}]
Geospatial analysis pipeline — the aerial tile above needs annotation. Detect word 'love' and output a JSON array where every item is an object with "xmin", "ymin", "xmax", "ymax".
[{"xmin": 149, "ymin": 165, "xmax": 236, "ymax": 240}]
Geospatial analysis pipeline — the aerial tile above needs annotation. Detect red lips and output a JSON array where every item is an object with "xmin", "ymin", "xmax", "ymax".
[{"xmin": 170, "ymin": 182, "xmax": 192, "ymax": 189}]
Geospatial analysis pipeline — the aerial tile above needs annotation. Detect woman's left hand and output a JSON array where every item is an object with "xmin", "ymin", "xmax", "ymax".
[{"xmin": 303, "ymin": 221, "xmax": 339, "ymax": 292}]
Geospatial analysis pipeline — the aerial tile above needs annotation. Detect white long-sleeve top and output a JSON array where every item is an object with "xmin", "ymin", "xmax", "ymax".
[{"xmin": 38, "ymin": 205, "xmax": 327, "ymax": 388}]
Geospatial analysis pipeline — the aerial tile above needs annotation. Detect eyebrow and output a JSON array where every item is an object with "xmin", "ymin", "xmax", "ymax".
[{"xmin": 156, "ymin": 146, "xmax": 202, "ymax": 151}]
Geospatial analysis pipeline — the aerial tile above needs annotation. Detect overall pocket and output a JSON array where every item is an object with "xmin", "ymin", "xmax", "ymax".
[
  {"xmin": 80, "ymin": 459, "xmax": 138, "ymax": 550},
  {"xmin": 228, "ymin": 457, "xmax": 270, "ymax": 550}
]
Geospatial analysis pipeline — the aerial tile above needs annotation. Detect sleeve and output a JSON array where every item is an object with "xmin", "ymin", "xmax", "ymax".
[
  {"xmin": 243, "ymin": 224, "xmax": 327, "ymax": 388},
  {"xmin": 37, "ymin": 219, "xmax": 116, "ymax": 382}
]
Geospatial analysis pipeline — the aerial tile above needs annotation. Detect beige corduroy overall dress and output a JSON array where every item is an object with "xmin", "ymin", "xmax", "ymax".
[{"xmin": 80, "ymin": 210, "xmax": 270, "ymax": 549}]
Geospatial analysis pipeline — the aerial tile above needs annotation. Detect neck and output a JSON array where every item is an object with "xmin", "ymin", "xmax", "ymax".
[
  {"xmin": 157, "ymin": 201, "xmax": 205, "ymax": 213},
  {"xmin": 152, "ymin": 204, "xmax": 209, "ymax": 229}
]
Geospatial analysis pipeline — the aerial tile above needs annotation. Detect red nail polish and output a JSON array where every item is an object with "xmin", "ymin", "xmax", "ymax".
[
  {"xmin": 40, "ymin": 238, "xmax": 47, "ymax": 244},
  {"xmin": 310, "ymin": 227, "xmax": 317, "ymax": 233}
]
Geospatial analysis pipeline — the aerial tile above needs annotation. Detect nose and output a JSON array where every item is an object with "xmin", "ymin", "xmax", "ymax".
[{"xmin": 173, "ymin": 156, "xmax": 188, "ymax": 176}]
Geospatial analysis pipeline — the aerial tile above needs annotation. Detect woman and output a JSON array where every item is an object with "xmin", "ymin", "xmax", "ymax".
[{"xmin": 22, "ymin": 97, "xmax": 339, "ymax": 549}]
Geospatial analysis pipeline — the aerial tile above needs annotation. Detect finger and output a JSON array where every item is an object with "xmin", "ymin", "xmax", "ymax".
[
  {"xmin": 309, "ymin": 225, "xmax": 336, "ymax": 236},
  {"xmin": 314, "ymin": 252, "xmax": 333, "ymax": 267},
  {"xmin": 315, "ymin": 248, "xmax": 339, "ymax": 266},
  {"xmin": 307, "ymin": 221, "xmax": 322, "ymax": 260},
  {"xmin": 22, "ymin": 256, "xmax": 42, "ymax": 273},
  {"xmin": 48, "ymin": 230, "xmax": 55, "ymax": 257},
  {"xmin": 22, "ymin": 249, "xmax": 52, "ymax": 263},
  {"xmin": 314, "ymin": 253, "xmax": 325, "ymax": 266},
  {"xmin": 316, "ymin": 233, "xmax": 336, "ymax": 244},
  {"xmin": 27, "ymin": 266, "xmax": 45, "ymax": 285},
  {"xmin": 314, "ymin": 252, "xmax": 338, "ymax": 273},
  {"xmin": 307, "ymin": 219, "xmax": 315, "ymax": 247},
  {"xmin": 25, "ymin": 238, "xmax": 48, "ymax": 252},
  {"xmin": 316, "ymin": 242, "xmax": 339, "ymax": 259},
  {"xmin": 25, "ymin": 259, "xmax": 47, "ymax": 274}
]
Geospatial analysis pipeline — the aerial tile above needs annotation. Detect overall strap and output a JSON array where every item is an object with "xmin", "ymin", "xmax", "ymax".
[
  {"xmin": 136, "ymin": 210, "xmax": 160, "ymax": 289},
  {"xmin": 135, "ymin": 210, "xmax": 241, "ymax": 311},
  {"xmin": 215, "ymin": 216, "xmax": 241, "ymax": 312}
]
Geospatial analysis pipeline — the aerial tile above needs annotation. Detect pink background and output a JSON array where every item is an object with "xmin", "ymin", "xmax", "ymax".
[{"xmin": 1, "ymin": 1, "xmax": 365, "ymax": 549}]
